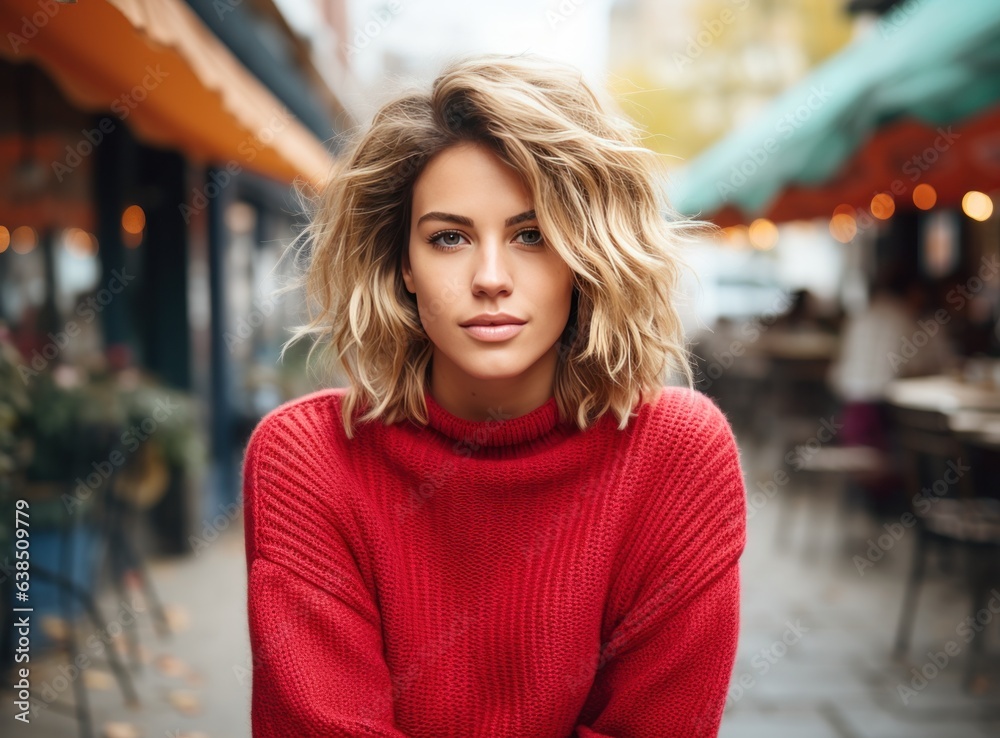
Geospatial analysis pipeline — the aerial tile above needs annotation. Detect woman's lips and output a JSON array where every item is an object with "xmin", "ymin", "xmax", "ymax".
[{"xmin": 461, "ymin": 323, "xmax": 525, "ymax": 341}]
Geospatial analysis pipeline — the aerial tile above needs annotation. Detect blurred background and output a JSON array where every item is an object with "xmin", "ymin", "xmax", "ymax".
[{"xmin": 0, "ymin": 0, "xmax": 999, "ymax": 736}]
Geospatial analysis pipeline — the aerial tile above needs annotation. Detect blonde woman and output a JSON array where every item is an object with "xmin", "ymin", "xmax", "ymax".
[{"xmin": 242, "ymin": 52, "xmax": 747, "ymax": 737}]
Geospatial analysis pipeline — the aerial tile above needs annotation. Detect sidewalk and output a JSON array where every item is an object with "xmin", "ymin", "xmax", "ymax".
[
  {"xmin": 1, "ymin": 522, "xmax": 251, "ymax": 738},
  {"xmin": 2, "ymin": 440, "xmax": 999, "ymax": 737},
  {"xmin": 722, "ymin": 432, "xmax": 1000, "ymax": 737}
]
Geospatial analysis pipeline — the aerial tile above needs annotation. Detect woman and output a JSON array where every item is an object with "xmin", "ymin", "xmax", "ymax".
[{"xmin": 242, "ymin": 52, "xmax": 746, "ymax": 737}]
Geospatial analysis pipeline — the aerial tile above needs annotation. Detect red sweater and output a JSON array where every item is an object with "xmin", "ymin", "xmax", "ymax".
[{"xmin": 242, "ymin": 385, "xmax": 747, "ymax": 737}]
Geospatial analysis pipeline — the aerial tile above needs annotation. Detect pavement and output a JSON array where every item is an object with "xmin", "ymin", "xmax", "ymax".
[
  {"xmin": 2, "ymin": 431, "xmax": 999, "ymax": 737},
  {"xmin": 1, "ymin": 521, "xmax": 252, "ymax": 738},
  {"xmin": 722, "ymin": 430, "xmax": 1000, "ymax": 738}
]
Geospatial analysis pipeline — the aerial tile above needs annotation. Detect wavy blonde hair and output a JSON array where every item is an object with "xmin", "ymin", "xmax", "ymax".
[{"xmin": 279, "ymin": 52, "xmax": 714, "ymax": 439}]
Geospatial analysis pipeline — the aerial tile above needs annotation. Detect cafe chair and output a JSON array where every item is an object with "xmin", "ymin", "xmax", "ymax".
[
  {"xmin": 889, "ymin": 405, "xmax": 1000, "ymax": 691},
  {"xmin": 92, "ymin": 439, "xmax": 174, "ymax": 673},
  {"xmin": 0, "ymin": 419, "xmax": 141, "ymax": 738},
  {"xmin": 778, "ymin": 443, "xmax": 891, "ymax": 557}
]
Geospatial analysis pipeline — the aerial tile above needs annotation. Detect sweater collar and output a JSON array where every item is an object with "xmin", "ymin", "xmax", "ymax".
[{"xmin": 423, "ymin": 388, "xmax": 562, "ymax": 448}]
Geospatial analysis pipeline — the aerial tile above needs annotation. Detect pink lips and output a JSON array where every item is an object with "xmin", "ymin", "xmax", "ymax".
[
  {"xmin": 462, "ymin": 323, "xmax": 525, "ymax": 341},
  {"xmin": 459, "ymin": 312, "xmax": 526, "ymax": 342}
]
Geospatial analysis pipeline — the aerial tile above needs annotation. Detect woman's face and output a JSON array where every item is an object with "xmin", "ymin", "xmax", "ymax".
[{"xmin": 402, "ymin": 141, "xmax": 575, "ymax": 409}]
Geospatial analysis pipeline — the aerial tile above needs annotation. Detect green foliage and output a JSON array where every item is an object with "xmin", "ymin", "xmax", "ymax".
[
  {"xmin": 114, "ymin": 381, "xmax": 207, "ymax": 475},
  {"xmin": 0, "ymin": 343, "xmax": 206, "ymax": 491},
  {"xmin": 0, "ymin": 335, "xmax": 32, "ymax": 530}
]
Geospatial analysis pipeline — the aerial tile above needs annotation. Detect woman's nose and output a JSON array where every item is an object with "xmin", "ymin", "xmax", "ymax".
[{"xmin": 471, "ymin": 239, "xmax": 514, "ymax": 295}]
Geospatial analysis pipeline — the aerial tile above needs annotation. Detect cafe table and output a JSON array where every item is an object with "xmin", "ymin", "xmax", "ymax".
[{"xmin": 884, "ymin": 374, "xmax": 1000, "ymax": 413}]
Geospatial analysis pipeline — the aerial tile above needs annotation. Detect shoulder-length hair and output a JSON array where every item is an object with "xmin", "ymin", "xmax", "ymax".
[{"xmin": 280, "ymin": 52, "xmax": 713, "ymax": 439}]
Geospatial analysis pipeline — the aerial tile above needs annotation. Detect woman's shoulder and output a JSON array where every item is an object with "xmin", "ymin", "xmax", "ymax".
[
  {"xmin": 636, "ymin": 385, "xmax": 737, "ymax": 448},
  {"xmin": 631, "ymin": 385, "xmax": 746, "ymax": 545},
  {"xmin": 625, "ymin": 384, "xmax": 744, "ymax": 497},
  {"xmin": 241, "ymin": 388, "xmax": 371, "ymax": 583},
  {"xmin": 245, "ymin": 387, "xmax": 349, "ymax": 460}
]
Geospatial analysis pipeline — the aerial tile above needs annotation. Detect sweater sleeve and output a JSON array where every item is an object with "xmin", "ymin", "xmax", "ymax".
[
  {"xmin": 242, "ymin": 409, "xmax": 411, "ymax": 738},
  {"xmin": 572, "ymin": 389, "xmax": 747, "ymax": 737}
]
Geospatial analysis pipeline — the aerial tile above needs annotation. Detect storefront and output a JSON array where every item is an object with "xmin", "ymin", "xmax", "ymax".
[{"xmin": 0, "ymin": 0, "xmax": 344, "ymax": 551}]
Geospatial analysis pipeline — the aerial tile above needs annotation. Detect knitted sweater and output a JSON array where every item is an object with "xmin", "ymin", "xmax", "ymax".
[{"xmin": 242, "ymin": 384, "xmax": 747, "ymax": 737}]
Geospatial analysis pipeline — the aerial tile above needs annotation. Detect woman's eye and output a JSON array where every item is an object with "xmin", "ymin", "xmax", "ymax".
[
  {"xmin": 428, "ymin": 231, "xmax": 467, "ymax": 249},
  {"xmin": 427, "ymin": 229, "xmax": 544, "ymax": 250},
  {"xmin": 516, "ymin": 229, "xmax": 544, "ymax": 246}
]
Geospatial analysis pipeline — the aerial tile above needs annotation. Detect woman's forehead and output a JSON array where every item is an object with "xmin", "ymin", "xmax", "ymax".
[{"xmin": 411, "ymin": 145, "xmax": 534, "ymax": 224}]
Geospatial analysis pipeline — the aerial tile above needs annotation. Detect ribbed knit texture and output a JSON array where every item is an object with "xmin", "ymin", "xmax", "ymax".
[{"xmin": 242, "ymin": 385, "xmax": 747, "ymax": 737}]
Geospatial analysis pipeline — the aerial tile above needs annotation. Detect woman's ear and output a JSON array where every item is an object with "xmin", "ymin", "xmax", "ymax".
[{"xmin": 401, "ymin": 247, "xmax": 415, "ymax": 294}]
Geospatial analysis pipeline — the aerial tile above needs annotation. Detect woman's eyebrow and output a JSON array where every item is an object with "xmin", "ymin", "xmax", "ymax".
[{"xmin": 415, "ymin": 209, "xmax": 536, "ymax": 228}]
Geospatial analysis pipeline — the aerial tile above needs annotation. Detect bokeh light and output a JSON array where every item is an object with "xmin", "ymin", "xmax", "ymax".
[
  {"xmin": 829, "ymin": 213, "xmax": 857, "ymax": 242},
  {"xmin": 748, "ymin": 218, "xmax": 778, "ymax": 250},
  {"xmin": 961, "ymin": 190, "xmax": 994, "ymax": 221},
  {"xmin": 870, "ymin": 193, "xmax": 895, "ymax": 219},
  {"xmin": 11, "ymin": 225, "xmax": 37, "ymax": 254},
  {"xmin": 912, "ymin": 183, "xmax": 937, "ymax": 210}
]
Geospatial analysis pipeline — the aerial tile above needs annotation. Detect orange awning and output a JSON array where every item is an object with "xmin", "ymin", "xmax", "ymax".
[{"xmin": 0, "ymin": 0, "xmax": 334, "ymax": 188}]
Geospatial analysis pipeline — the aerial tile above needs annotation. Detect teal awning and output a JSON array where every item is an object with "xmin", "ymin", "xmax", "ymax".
[{"xmin": 668, "ymin": 0, "xmax": 1000, "ymax": 222}]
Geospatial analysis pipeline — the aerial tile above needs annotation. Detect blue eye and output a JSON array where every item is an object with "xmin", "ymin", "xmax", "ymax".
[
  {"xmin": 516, "ymin": 228, "xmax": 544, "ymax": 246},
  {"xmin": 425, "ymin": 228, "xmax": 545, "ymax": 251},
  {"xmin": 427, "ymin": 231, "xmax": 467, "ymax": 250}
]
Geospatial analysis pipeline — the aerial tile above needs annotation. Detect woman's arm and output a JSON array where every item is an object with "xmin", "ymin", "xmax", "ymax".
[
  {"xmin": 247, "ymin": 557, "xmax": 411, "ymax": 736},
  {"xmin": 572, "ymin": 389, "xmax": 747, "ymax": 737},
  {"xmin": 571, "ymin": 563, "xmax": 741, "ymax": 737},
  {"xmin": 243, "ymin": 412, "xmax": 411, "ymax": 738}
]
